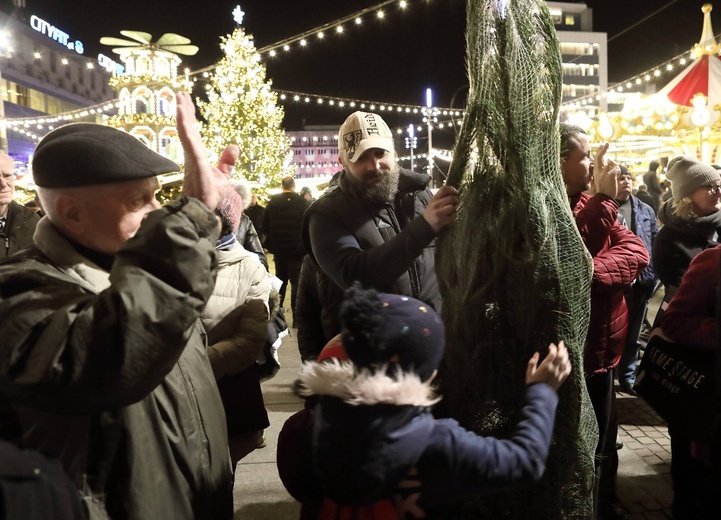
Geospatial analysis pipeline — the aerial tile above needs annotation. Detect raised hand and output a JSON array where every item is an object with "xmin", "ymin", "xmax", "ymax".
[
  {"xmin": 175, "ymin": 91, "xmax": 238, "ymax": 210},
  {"xmin": 593, "ymin": 141, "xmax": 620, "ymax": 199},
  {"xmin": 526, "ymin": 341, "xmax": 572, "ymax": 391}
]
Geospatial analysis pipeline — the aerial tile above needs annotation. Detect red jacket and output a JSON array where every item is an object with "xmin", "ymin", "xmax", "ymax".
[
  {"xmin": 661, "ymin": 246, "xmax": 718, "ymax": 351},
  {"xmin": 570, "ymin": 193, "xmax": 650, "ymax": 375}
]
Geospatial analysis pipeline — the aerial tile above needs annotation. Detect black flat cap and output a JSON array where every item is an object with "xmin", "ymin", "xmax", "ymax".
[{"xmin": 32, "ymin": 123, "xmax": 180, "ymax": 188}]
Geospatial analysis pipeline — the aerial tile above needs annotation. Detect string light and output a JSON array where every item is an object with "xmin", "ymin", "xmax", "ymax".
[
  {"xmin": 193, "ymin": 0, "xmax": 418, "ymax": 77},
  {"xmin": 560, "ymin": 33, "xmax": 721, "ymax": 110}
]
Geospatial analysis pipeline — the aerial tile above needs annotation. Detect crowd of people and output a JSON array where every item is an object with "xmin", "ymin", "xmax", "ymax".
[{"xmin": 0, "ymin": 96, "xmax": 719, "ymax": 520}]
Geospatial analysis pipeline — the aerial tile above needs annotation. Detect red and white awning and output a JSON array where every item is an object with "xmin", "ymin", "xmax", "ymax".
[
  {"xmin": 660, "ymin": 3, "xmax": 721, "ymax": 107},
  {"xmin": 660, "ymin": 54, "xmax": 721, "ymax": 107}
]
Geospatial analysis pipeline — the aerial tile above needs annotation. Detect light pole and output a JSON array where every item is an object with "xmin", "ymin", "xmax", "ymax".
[
  {"xmin": 425, "ymin": 88, "xmax": 433, "ymax": 184},
  {"xmin": 405, "ymin": 124, "xmax": 417, "ymax": 171}
]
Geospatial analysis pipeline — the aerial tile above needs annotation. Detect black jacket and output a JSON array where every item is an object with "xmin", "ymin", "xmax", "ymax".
[
  {"xmin": 234, "ymin": 214, "xmax": 268, "ymax": 269},
  {"xmin": 653, "ymin": 202, "xmax": 721, "ymax": 289},
  {"xmin": 1, "ymin": 200, "xmax": 40, "ymax": 258},
  {"xmin": 302, "ymin": 169, "xmax": 439, "ymax": 335},
  {"xmin": 262, "ymin": 191, "xmax": 308, "ymax": 257}
]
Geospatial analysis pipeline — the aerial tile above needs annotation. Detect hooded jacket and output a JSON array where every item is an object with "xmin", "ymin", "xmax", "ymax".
[
  {"xmin": 298, "ymin": 360, "xmax": 559, "ymax": 519},
  {"xmin": 653, "ymin": 202, "xmax": 721, "ymax": 289},
  {"xmin": 1, "ymin": 199, "xmax": 40, "ymax": 258},
  {"xmin": 570, "ymin": 193, "xmax": 649, "ymax": 374},
  {"xmin": 302, "ymin": 169, "xmax": 439, "ymax": 336},
  {"xmin": 0, "ymin": 198, "xmax": 232, "ymax": 519}
]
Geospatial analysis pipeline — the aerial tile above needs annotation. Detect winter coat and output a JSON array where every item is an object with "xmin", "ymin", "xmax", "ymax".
[
  {"xmin": 201, "ymin": 242, "xmax": 271, "ymax": 379},
  {"xmin": 245, "ymin": 203, "xmax": 265, "ymax": 242},
  {"xmin": 297, "ymin": 360, "xmax": 559, "ymax": 519},
  {"xmin": 653, "ymin": 202, "xmax": 721, "ymax": 289},
  {"xmin": 302, "ymin": 169, "xmax": 440, "ymax": 335},
  {"xmin": 0, "ymin": 198, "xmax": 233, "ymax": 520},
  {"xmin": 661, "ymin": 246, "xmax": 719, "ymax": 351},
  {"xmin": 1, "ymin": 200, "xmax": 40, "ymax": 258},
  {"xmin": 234, "ymin": 213, "xmax": 268, "ymax": 269},
  {"xmin": 623, "ymin": 195, "xmax": 658, "ymax": 287},
  {"xmin": 570, "ymin": 193, "xmax": 649, "ymax": 374},
  {"xmin": 0, "ymin": 440, "xmax": 86, "ymax": 520},
  {"xmin": 262, "ymin": 191, "xmax": 309, "ymax": 257}
]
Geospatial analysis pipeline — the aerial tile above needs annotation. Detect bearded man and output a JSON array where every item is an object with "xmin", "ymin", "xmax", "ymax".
[{"xmin": 301, "ymin": 111, "xmax": 457, "ymax": 336}]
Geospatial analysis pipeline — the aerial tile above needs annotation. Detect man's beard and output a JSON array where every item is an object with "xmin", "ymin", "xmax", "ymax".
[{"xmin": 344, "ymin": 164, "xmax": 400, "ymax": 205}]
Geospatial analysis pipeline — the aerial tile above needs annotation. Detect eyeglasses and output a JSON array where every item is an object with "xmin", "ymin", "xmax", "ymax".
[{"xmin": 707, "ymin": 184, "xmax": 721, "ymax": 194}]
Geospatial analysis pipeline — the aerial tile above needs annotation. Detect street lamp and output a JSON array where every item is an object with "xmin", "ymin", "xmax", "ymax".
[
  {"xmin": 405, "ymin": 124, "xmax": 417, "ymax": 171},
  {"xmin": 425, "ymin": 88, "xmax": 436, "ymax": 185}
]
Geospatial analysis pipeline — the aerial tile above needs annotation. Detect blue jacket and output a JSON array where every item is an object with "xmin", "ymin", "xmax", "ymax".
[
  {"xmin": 298, "ymin": 361, "xmax": 559, "ymax": 519},
  {"xmin": 629, "ymin": 195, "xmax": 658, "ymax": 286}
]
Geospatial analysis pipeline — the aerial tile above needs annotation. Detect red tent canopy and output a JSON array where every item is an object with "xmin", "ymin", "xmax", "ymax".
[{"xmin": 660, "ymin": 54, "xmax": 721, "ymax": 107}]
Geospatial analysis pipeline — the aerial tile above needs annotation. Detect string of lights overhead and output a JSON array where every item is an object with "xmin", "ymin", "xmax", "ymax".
[
  {"xmin": 192, "ymin": 0, "xmax": 418, "ymax": 76},
  {"xmin": 559, "ymin": 35, "xmax": 721, "ymax": 110},
  {"xmin": 7, "ymin": 0, "xmax": 706, "ymax": 144}
]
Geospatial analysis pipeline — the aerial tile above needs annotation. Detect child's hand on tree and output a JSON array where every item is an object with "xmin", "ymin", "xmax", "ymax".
[{"xmin": 526, "ymin": 341, "xmax": 572, "ymax": 391}]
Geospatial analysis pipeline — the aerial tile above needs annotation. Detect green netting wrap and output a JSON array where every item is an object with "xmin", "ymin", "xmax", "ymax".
[{"xmin": 435, "ymin": 1, "xmax": 598, "ymax": 518}]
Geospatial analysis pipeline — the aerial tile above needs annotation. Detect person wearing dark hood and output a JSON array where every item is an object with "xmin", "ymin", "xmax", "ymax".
[
  {"xmin": 653, "ymin": 156, "xmax": 721, "ymax": 290},
  {"xmin": 293, "ymin": 285, "xmax": 571, "ymax": 519}
]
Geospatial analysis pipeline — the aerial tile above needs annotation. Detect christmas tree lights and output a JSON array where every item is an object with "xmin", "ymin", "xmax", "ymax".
[{"xmin": 198, "ymin": 26, "xmax": 293, "ymax": 195}]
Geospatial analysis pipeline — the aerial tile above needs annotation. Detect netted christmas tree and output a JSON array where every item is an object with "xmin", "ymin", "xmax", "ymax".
[
  {"xmin": 435, "ymin": 0, "xmax": 597, "ymax": 518},
  {"xmin": 198, "ymin": 26, "xmax": 293, "ymax": 196}
]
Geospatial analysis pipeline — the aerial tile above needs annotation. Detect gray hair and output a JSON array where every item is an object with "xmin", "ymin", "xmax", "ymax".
[{"xmin": 230, "ymin": 180, "xmax": 251, "ymax": 208}]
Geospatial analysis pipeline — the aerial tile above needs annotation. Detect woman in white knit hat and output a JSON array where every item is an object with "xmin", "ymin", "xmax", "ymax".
[
  {"xmin": 652, "ymin": 155, "xmax": 721, "ymax": 289},
  {"xmin": 650, "ymin": 155, "xmax": 721, "ymax": 519}
]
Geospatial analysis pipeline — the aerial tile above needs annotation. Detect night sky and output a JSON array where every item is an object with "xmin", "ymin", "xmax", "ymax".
[{"xmin": 14, "ymin": 0, "xmax": 720, "ymax": 132}]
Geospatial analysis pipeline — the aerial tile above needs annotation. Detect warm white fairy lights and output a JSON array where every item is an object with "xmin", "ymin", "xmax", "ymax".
[
  {"xmin": 5, "ymin": 101, "xmax": 120, "ymax": 142},
  {"xmin": 559, "ymin": 39, "xmax": 721, "ymax": 111}
]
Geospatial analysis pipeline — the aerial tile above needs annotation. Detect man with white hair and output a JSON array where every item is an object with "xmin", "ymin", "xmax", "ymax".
[
  {"xmin": 0, "ymin": 153, "xmax": 39, "ymax": 257},
  {"xmin": 0, "ymin": 92, "xmax": 237, "ymax": 519}
]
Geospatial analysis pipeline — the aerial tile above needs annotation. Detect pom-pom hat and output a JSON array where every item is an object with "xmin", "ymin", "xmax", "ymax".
[{"xmin": 340, "ymin": 285, "xmax": 444, "ymax": 381}]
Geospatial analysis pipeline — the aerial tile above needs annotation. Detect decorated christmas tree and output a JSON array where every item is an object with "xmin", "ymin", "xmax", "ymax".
[{"xmin": 198, "ymin": 22, "xmax": 292, "ymax": 196}]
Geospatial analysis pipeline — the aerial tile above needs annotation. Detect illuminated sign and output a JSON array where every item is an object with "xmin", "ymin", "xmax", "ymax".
[
  {"xmin": 30, "ymin": 15, "xmax": 84, "ymax": 54},
  {"xmin": 98, "ymin": 53, "xmax": 125, "ymax": 75}
]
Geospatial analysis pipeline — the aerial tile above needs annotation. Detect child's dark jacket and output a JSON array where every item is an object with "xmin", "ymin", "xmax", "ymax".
[{"xmin": 298, "ymin": 360, "xmax": 559, "ymax": 518}]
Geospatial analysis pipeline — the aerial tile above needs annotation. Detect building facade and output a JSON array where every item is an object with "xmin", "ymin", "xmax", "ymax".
[
  {"xmin": 549, "ymin": 1, "xmax": 609, "ymax": 119},
  {"xmin": 0, "ymin": 3, "xmax": 119, "ymax": 165}
]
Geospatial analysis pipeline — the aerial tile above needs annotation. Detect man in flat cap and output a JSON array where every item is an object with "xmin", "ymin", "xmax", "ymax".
[
  {"xmin": 301, "ymin": 111, "xmax": 457, "ymax": 342},
  {"xmin": 0, "ymin": 92, "xmax": 238, "ymax": 519}
]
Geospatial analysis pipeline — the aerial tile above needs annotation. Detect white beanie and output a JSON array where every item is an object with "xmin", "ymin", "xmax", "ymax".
[{"xmin": 665, "ymin": 156, "xmax": 720, "ymax": 201}]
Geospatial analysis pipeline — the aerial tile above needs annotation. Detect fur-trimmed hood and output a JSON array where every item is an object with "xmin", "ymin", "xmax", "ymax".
[
  {"xmin": 299, "ymin": 360, "xmax": 439, "ymax": 505},
  {"xmin": 297, "ymin": 359, "xmax": 440, "ymax": 407}
]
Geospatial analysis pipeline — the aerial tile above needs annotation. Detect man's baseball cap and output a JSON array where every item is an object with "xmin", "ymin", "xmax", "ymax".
[{"xmin": 338, "ymin": 111, "xmax": 394, "ymax": 163}]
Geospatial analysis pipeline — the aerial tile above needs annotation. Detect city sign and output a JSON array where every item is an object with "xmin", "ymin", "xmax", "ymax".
[
  {"xmin": 30, "ymin": 15, "xmax": 84, "ymax": 54},
  {"xmin": 98, "ymin": 53, "xmax": 124, "ymax": 75}
]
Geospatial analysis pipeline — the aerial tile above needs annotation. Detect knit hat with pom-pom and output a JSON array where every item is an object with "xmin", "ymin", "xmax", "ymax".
[{"xmin": 340, "ymin": 285, "xmax": 444, "ymax": 381}]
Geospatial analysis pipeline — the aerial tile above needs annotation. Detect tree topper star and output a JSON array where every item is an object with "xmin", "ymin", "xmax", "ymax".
[{"xmin": 233, "ymin": 5, "xmax": 245, "ymax": 25}]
